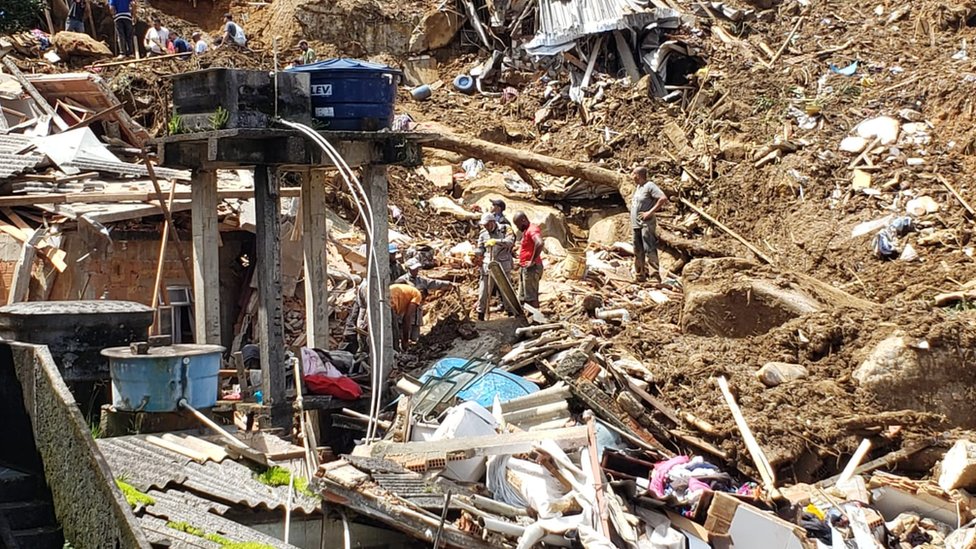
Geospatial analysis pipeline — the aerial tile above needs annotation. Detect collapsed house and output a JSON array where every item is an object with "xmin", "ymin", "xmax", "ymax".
[{"xmin": 2, "ymin": 0, "xmax": 976, "ymax": 547}]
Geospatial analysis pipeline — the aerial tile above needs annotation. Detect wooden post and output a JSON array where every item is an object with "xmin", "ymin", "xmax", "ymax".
[
  {"xmin": 362, "ymin": 164, "xmax": 393, "ymax": 387},
  {"xmin": 7, "ymin": 229, "xmax": 45, "ymax": 304},
  {"xmin": 254, "ymin": 166, "xmax": 290, "ymax": 430},
  {"xmin": 302, "ymin": 169, "xmax": 330, "ymax": 349},
  {"xmin": 191, "ymin": 170, "xmax": 221, "ymax": 345}
]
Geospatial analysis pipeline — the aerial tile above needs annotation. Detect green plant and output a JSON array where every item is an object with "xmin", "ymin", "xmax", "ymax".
[
  {"xmin": 0, "ymin": 0, "xmax": 44, "ymax": 33},
  {"xmin": 167, "ymin": 522, "xmax": 273, "ymax": 549},
  {"xmin": 90, "ymin": 422, "xmax": 102, "ymax": 439},
  {"xmin": 255, "ymin": 466, "xmax": 315, "ymax": 498},
  {"xmin": 116, "ymin": 478, "xmax": 155, "ymax": 508},
  {"xmin": 168, "ymin": 113, "xmax": 185, "ymax": 135},
  {"xmin": 209, "ymin": 106, "xmax": 230, "ymax": 130},
  {"xmin": 753, "ymin": 95, "xmax": 775, "ymax": 113}
]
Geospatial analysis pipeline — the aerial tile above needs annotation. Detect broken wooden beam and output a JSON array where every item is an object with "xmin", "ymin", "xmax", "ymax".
[
  {"xmin": 679, "ymin": 198, "xmax": 775, "ymax": 264},
  {"xmin": 422, "ymin": 132, "xmax": 639, "ymax": 199},
  {"xmin": 363, "ymin": 426, "xmax": 589, "ymax": 461}
]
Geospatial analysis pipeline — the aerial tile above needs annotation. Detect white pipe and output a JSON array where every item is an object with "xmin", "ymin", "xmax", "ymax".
[
  {"xmin": 284, "ymin": 471, "xmax": 293, "ymax": 544},
  {"xmin": 478, "ymin": 517, "xmax": 573, "ymax": 547},
  {"xmin": 502, "ymin": 401, "xmax": 569, "ymax": 425},
  {"xmin": 278, "ymin": 120, "xmax": 387, "ymax": 441},
  {"xmin": 499, "ymin": 383, "xmax": 570, "ymax": 413},
  {"xmin": 341, "ymin": 510, "xmax": 351, "ymax": 549}
]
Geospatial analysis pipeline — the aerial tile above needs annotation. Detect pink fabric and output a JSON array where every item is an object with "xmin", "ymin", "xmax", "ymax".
[{"xmin": 650, "ymin": 455, "xmax": 690, "ymax": 497}]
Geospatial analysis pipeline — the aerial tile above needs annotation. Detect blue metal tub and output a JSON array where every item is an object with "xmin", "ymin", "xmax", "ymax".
[{"xmin": 102, "ymin": 344, "xmax": 225, "ymax": 412}]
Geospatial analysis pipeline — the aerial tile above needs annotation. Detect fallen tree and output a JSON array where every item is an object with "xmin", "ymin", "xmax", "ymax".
[{"xmin": 421, "ymin": 132, "xmax": 639, "ymax": 199}]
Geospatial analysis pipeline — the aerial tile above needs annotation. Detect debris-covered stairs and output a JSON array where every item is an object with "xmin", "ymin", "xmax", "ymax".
[
  {"xmin": 0, "ymin": 465, "xmax": 62, "ymax": 548},
  {"xmin": 0, "ymin": 357, "xmax": 63, "ymax": 549}
]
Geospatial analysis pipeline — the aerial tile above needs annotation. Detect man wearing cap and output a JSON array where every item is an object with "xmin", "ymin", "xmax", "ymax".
[
  {"xmin": 389, "ymin": 243, "xmax": 406, "ymax": 283},
  {"xmin": 474, "ymin": 212, "xmax": 514, "ymax": 321},
  {"xmin": 490, "ymin": 198, "xmax": 510, "ymax": 228},
  {"xmin": 396, "ymin": 258, "xmax": 455, "ymax": 342}
]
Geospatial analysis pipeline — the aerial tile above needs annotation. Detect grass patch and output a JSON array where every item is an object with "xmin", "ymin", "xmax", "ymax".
[
  {"xmin": 115, "ymin": 478, "xmax": 155, "ymax": 508},
  {"xmin": 255, "ymin": 466, "xmax": 315, "ymax": 498}
]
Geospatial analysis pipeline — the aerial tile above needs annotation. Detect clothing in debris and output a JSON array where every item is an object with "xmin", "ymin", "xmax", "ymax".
[
  {"xmin": 390, "ymin": 259, "xmax": 406, "ymax": 283},
  {"xmin": 475, "ymin": 221, "xmax": 515, "ymax": 317},
  {"xmin": 108, "ymin": 0, "xmax": 134, "ymax": 56},
  {"xmin": 630, "ymin": 180, "xmax": 666, "ymax": 282},
  {"xmin": 66, "ymin": 0, "xmax": 86, "ymax": 32}
]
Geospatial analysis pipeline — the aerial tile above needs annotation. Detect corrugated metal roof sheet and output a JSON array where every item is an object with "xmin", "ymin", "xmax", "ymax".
[
  {"xmin": 97, "ymin": 435, "xmax": 320, "ymax": 514},
  {"xmin": 144, "ymin": 498, "xmax": 300, "ymax": 549},
  {"xmin": 0, "ymin": 151, "xmax": 46, "ymax": 179},
  {"xmin": 65, "ymin": 157, "xmax": 191, "ymax": 181},
  {"xmin": 524, "ymin": 1, "xmax": 678, "ymax": 54}
]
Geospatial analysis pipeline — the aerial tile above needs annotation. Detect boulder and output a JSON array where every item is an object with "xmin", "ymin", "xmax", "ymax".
[
  {"xmin": 756, "ymin": 362, "xmax": 809, "ymax": 387},
  {"xmin": 51, "ymin": 31, "xmax": 112, "ymax": 58},
  {"xmin": 938, "ymin": 439, "xmax": 976, "ymax": 492},
  {"xmin": 854, "ymin": 333, "xmax": 976, "ymax": 428},
  {"xmin": 588, "ymin": 213, "xmax": 631, "ymax": 247},
  {"xmin": 408, "ymin": 9, "xmax": 462, "ymax": 53},
  {"xmin": 681, "ymin": 258, "xmax": 874, "ymax": 338},
  {"xmin": 463, "ymin": 174, "xmax": 571, "ymax": 245}
]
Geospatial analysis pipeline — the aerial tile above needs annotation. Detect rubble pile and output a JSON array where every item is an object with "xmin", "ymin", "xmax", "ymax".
[{"xmin": 3, "ymin": 0, "xmax": 976, "ymax": 546}]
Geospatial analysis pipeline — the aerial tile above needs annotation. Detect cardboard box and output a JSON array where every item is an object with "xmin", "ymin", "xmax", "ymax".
[{"xmin": 704, "ymin": 492, "xmax": 816, "ymax": 549}]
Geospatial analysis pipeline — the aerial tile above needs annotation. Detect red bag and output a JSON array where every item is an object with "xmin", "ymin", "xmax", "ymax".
[{"xmin": 303, "ymin": 374, "xmax": 363, "ymax": 400}]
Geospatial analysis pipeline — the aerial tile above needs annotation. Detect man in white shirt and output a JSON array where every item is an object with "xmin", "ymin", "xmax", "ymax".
[
  {"xmin": 191, "ymin": 31, "xmax": 208, "ymax": 54},
  {"xmin": 143, "ymin": 16, "xmax": 169, "ymax": 56},
  {"xmin": 218, "ymin": 13, "xmax": 247, "ymax": 48}
]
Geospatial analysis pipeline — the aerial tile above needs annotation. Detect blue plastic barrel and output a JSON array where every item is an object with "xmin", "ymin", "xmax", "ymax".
[
  {"xmin": 102, "ymin": 344, "xmax": 225, "ymax": 412},
  {"xmin": 286, "ymin": 58, "xmax": 402, "ymax": 131}
]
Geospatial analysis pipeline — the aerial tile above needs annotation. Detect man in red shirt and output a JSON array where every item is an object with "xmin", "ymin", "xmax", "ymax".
[{"xmin": 513, "ymin": 212, "xmax": 544, "ymax": 309}]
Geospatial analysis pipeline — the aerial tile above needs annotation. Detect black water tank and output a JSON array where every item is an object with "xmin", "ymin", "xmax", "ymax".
[{"xmin": 0, "ymin": 301, "xmax": 154, "ymax": 382}]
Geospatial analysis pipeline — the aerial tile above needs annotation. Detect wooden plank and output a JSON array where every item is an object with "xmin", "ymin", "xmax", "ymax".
[
  {"xmin": 192, "ymin": 170, "xmax": 221, "ymax": 344},
  {"xmin": 66, "ymin": 103, "xmax": 124, "ymax": 131},
  {"xmin": 302, "ymin": 169, "xmax": 330, "ymax": 348},
  {"xmin": 717, "ymin": 376, "xmax": 780, "ymax": 499},
  {"xmin": 7, "ymin": 228, "xmax": 45, "ymax": 304},
  {"xmin": 363, "ymin": 164, "xmax": 394, "ymax": 385},
  {"xmin": 938, "ymin": 175, "xmax": 976, "ymax": 218},
  {"xmin": 680, "ymin": 198, "xmax": 775, "ymax": 264},
  {"xmin": 613, "ymin": 30, "xmax": 641, "ymax": 82},
  {"xmin": 0, "ymin": 187, "xmax": 301, "ymax": 206},
  {"xmin": 254, "ymin": 166, "xmax": 289, "ymax": 430},
  {"xmin": 1, "ymin": 57, "xmax": 69, "ymax": 131},
  {"xmin": 367, "ymin": 426, "xmax": 590, "ymax": 460}
]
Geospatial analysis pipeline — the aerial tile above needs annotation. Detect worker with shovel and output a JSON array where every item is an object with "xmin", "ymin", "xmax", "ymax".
[{"xmin": 474, "ymin": 212, "xmax": 514, "ymax": 321}]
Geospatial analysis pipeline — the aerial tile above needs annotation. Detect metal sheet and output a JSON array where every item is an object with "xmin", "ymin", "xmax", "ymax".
[{"xmin": 524, "ymin": 2, "xmax": 679, "ymax": 55}]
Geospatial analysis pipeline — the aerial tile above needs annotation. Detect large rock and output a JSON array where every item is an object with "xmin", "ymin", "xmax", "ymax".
[
  {"xmin": 854, "ymin": 333, "xmax": 976, "ymax": 428},
  {"xmin": 463, "ymin": 174, "xmax": 571, "ymax": 245},
  {"xmin": 408, "ymin": 8, "xmax": 462, "ymax": 53},
  {"xmin": 681, "ymin": 258, "xmax": 874, "ymax": 338},
  {"xmin": 52, "ymin": 31, "xmax": 112, "ymax": 58},
  {"xmin": 588, "ymin": 213, "xmax": 631, "ymax": 247}
]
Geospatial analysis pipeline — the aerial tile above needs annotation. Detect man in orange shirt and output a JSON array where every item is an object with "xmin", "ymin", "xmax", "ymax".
[{"xmin": 389, "ymin": 283, "xmax": 422, "ymax": 351}]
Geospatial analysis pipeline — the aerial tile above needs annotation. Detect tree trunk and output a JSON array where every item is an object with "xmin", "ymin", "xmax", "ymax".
[{"xmin": 422, "ymin": 132, "xmax": 638, "ymax": 199}]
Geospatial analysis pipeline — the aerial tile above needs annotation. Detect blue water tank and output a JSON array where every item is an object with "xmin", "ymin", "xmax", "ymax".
[{"xmin": 286, "ymin": 58, "xmax": 401, "ymax": 131}]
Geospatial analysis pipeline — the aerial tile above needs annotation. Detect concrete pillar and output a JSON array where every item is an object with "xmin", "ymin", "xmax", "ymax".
[
  {"xmin": 191, "ymin": 170, "xmax": 221, "ymax": 345},
  {"xmin": 302, "ymin": 169, "xmax": 330, "ymax": 349},
  {"xmin": 253, "ymin": 166, "xmax": 290, "ymax": 430},
  {"xmin": 362, "ymin": 164, "xmax": 393, "ymax": 388}
]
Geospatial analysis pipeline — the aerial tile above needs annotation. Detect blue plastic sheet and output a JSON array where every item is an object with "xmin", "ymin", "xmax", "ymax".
[{"xmin": 419, "ymin": 357, "xmax": 538, "ymax": 409}]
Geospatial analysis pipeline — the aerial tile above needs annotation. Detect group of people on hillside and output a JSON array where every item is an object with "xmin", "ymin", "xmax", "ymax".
[
  {"xmin": 64, "ymin": 0, "xmax": 320, "ymax": 64},
  {"xmin": 338, "ymin": 164, "xmax": 670, "ymax": 364}
]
